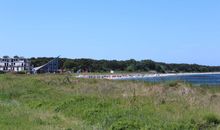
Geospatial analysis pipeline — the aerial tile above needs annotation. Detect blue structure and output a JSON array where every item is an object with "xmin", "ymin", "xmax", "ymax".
[{"xmin": 33, "ymin": 57, "xmax": 59, "ymax": 73}]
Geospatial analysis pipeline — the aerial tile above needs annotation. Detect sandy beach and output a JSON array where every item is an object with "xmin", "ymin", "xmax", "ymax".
[{"xmin": 76, "ymin": 72, "xmax": 220, "ymax": 80}]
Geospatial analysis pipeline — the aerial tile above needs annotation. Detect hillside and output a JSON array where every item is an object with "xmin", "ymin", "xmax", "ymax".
[{"xmin": 0, "ymin": 74, "xmax": 220, "ymax": 130}]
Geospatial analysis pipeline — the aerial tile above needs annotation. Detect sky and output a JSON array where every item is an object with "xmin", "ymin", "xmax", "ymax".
[{"xmin": 0, "ymin": 0, "xmax": 219, "ymax": 65}]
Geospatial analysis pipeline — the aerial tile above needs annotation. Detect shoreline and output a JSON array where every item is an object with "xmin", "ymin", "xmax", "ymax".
[{"xmin": 76, "ymin": 72, "xmax": 220, "ymax": 80}]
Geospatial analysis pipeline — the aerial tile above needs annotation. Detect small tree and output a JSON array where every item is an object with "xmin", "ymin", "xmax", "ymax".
[{"xmin": 126, "ymin": 64, "xmax": 136, "ymax": 72}]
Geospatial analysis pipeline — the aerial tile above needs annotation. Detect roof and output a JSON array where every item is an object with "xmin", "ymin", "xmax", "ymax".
[
  {"xmin": 33, "ymin": 56, "xmax": 60, "ymax": 71},
  {"xmin": 33, "ymin": 64, "xmax": 47, "ymax": 71}
]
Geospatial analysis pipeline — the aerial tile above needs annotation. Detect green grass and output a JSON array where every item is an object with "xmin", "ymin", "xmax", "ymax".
[{"xmin": 0, "ymin": 74, "xmax": 220, "ymax": 130}]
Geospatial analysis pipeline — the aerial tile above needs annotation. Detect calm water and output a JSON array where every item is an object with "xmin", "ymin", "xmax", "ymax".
[{"xmin": 128, "ymin": 74, "xmax": 220, "ymax": 85}]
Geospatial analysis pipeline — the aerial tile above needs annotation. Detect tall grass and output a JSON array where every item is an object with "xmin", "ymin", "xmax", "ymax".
[{"xmin": 0, "ymin": 74, "xmax": 220, "ymax": 130}]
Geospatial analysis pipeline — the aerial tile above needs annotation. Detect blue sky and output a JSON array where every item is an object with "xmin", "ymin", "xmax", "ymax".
[{"xmin": 0, "ymin": 0, "xmax": 219, "ymax": 65}]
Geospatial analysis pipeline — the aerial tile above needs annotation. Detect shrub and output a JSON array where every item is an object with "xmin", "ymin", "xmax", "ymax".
[
  {"xmin": 110, "ymin": 119, "xmax": 141, "ymax": 130},
  {"xmin": 0, "ymin": 71, "xmax": 5, "ymax": 74},
  {"xmin": 199, "ymin": 114, "xmax": 220, "ymax": 129},
  {"xmin": 83, "ymin": 108, "xmax": 102, "ymax": 124},
  {"xmin": 204, "ymin": 114, "xmax": 220, "ymax": 125},
  {"xmin": 167, "ymin": 81, "xmax": 179, "ymax": 87},
  {"xmin": 15, "ymin": 71, "xmax": 26, "ymax": 74}
]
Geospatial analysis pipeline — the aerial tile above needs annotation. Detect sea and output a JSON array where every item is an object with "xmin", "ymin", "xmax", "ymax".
[{"xmin": 126, "ymin": 73, "xmax": 220, "ymax": 86}]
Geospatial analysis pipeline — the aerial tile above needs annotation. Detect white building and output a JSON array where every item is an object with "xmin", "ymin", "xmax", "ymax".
[{"xmin": 0, "ymin": 56, "xmax": 31, "ymax": 72}]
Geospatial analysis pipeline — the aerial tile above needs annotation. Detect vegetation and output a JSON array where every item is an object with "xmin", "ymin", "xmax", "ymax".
[
  {"xmin": 0, "ymin": 74, "xmax": 220, "ymax": 129},
  {"xmin": 30, "ymin": 57, "xmax": 220, "ymax": 73}
]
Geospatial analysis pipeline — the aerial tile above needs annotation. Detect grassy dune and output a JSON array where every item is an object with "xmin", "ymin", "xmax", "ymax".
[{"xmin": 0, "ymin": 74, "xmax": 220, "ymax": 130}]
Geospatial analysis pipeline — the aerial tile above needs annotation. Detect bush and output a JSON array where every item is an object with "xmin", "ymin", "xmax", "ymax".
[
  {"xmin": 167, "ymin": 81, "xmax": 180, "ymax": 87},
  {"xmin": 110, "ymin": 119, "xmax": 141, "ymax": 130},
  {"xmin": 199, "ymin": 114, "xmax": 220, "ymax": 129},
  {"xmin": 15, "ymin": 71, "xmax": 26, "ymax": 74},
  {"xmin": 204, "ymin": 114, "xmax": 220, "ymax": 125},
  {"xmin": 0, "ymin": 71, "xmax": 5, "ymax": 74}
]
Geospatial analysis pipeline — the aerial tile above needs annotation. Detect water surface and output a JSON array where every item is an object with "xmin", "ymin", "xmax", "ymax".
[{"xmin": 126, "ymin": 74, "xmax": 220, "ymax": 85}]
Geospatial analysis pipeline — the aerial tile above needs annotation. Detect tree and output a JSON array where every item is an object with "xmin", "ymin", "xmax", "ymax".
[
  {"xmin": 126, "ymin": 64, "xmax": 136, "ymax": 72},
  {"xmin": 30, "ymin": 57, "xmax": 220, "ymax": 73}
]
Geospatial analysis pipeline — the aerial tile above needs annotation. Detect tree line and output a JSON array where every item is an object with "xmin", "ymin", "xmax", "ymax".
[{"xmin": 30, "ymin": 57, "xmax": 220, "ymax": 73}]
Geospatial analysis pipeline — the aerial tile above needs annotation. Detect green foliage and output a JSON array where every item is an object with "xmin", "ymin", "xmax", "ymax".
[
  {"xmin": 0, "ymin": 71, "xmax": 5, "ymax": 74},
  {"xmin": 197, "ymin": 114, "xmax": 220, "ymax": 129},
  {"xmin": 203, "ymin": 114, "xmax": 220, "ymax": 125},
  {"xmin": 0, "ymin": 74, "xmax": 220, "ymax": 130},
  {"xmin": 126, "ymin": 64, "xmax": 136, "ymax": 72},
  {"xmin": 15, "ymin": 71, "xmax": 26, "ymax": 74},
  {"xmin": 156, "ymin": 65, "xmax": 166, "ymax": 73},
  {"xmin": 110, "ymin": 119, "xmax": 141, "ymax": 130},
  {"xmin": 167, "ymin": 81, "xmax": 180, "ymax": 87},
  {"xmin": 30, "ymin": 58, "xmax": 220, "ymax": 73}
]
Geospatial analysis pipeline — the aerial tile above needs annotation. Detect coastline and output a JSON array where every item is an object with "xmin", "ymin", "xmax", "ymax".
[{"xmin": 76, "ymin": 72, "xmax": 220, "ymax": 80}]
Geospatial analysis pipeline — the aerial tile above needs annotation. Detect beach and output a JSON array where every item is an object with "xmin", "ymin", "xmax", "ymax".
[{"xmin": 76, "ymin": 72, "xmax": 220, "ymax": 80}]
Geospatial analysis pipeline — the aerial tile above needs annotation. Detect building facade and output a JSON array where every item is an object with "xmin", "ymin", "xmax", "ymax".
[{"xmin": 0, "ymin": 56, "xmax": 31, "ymax": 72}]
